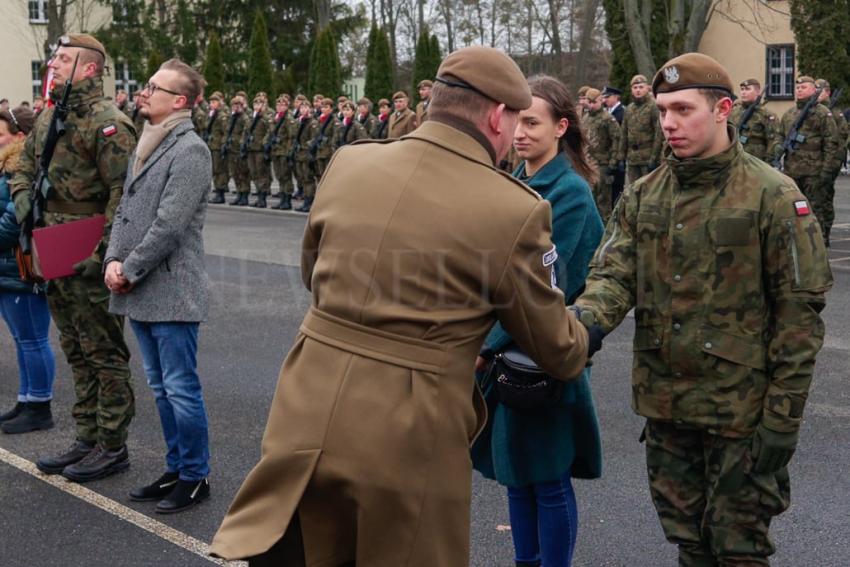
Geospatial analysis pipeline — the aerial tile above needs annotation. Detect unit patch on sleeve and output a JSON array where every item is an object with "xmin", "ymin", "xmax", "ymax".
[
  {"xmin": 102, "ymin": 124, "xmax": 117, "ymax": 137},
  {"xmin": 794, "ymin": 200, "xmax": 810, "ymax": 216}
]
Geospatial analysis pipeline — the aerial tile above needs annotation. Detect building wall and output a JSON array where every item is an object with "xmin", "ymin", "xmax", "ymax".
[
  {"xmin": 699, "ymin": 0, "xmax": 795, "ymax": 117},
  {"xmin": 1, "ymin": 0, "xmax": 116, "ymax": 106}
]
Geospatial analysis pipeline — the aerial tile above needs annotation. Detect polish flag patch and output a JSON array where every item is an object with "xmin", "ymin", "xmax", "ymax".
[
  {"xmin": 794, "ymin": 200, "xmax": 810, "ymax": 216},
  {"xmin": 102, "ymin": 124, "xmax": 117, "ymax": 137}
]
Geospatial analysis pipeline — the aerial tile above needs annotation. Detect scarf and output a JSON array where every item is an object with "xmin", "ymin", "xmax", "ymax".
[{"xmin": 133, "ymin": 109, "xmax": 192, "ymax": 176}]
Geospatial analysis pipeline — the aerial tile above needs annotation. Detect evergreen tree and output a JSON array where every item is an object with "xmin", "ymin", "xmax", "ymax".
[
  {"xmin": 175, "ymin": 0, "xmax": 197, "ymax": 65},
  {"xmin": 791, "ymin": 0, "xmax": 850, "ymax": 99},
  {"xmin": 203, "ymin": 31, "xmax": 225, "ymax": 96},
  {"xmin": 145, "ymin": 50, "xmax": 164, "ymax": 82},
  {"xmin": 365, "ymin": 27, "xmax": 394, "ymax": 103},
  {"xmin": 411, "ymin": 27, "xmax": 433, "ymax": 102},
  {"xmin": 602, "ymin": 0, "xmax": 637, "ymax": 99},
  {"xmin": 309, "ymin": 27, "xmax": 342, "ymax": 96},
  {"xmin": 429, "ymin": 34, "xmax": 442, "ymax": 76},
  {"xmin": 248, "ymin": 10, "xmax": 274, "ymax": 98}
]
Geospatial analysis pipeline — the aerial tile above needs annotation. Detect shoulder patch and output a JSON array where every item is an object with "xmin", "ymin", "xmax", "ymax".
[
  {"xmin": 543, "ymin": 245, "xmax": 558, "ymax": 267},
  {"xmin": 102, "ymin": 124, "xmax": 117, "ymax": 137},
  {"xmin": 794, "ymin": 200, "xmax": 810, "ymax": 216}
]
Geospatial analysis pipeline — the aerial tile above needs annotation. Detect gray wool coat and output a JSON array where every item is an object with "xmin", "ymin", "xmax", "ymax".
[{"xmin": 106, "ymin": 120, "xmax": 212, "ymax": 323}]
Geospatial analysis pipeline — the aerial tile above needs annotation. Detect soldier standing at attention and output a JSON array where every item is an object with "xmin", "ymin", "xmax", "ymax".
[
  {"xmin": 336, "ymin": 96, "xmax": 348, "ymax": 121},
  {"xmin": 816, "ymin": 78, "xmax": 847, "ymax": 244},
  {"xmin": 335, "ymin": 100, "xmax": 367, "ymax": 148},
  {"xmin": 575, "ymin": 53, "xmax": 832, "ymax": 566},
  {"xmin": 577, "ymin": 85, "xmax": 591, "ymax": 117},
  {"xmin": 617, "ymin": 74, "xmax": 663, "ymax": 183},
  {"xmin": 312, "ymin": 94, "xmax": 323, "ymax": 118},
  {"xmin": 207, "ymin": 92, "xmax": 231, "ymax": 204},
  {"xmin": 728, "ymin": 79, "xmax": 777, "ymax": 164},
  {"xmin": 114, "ymin": 89, "xmax": 132, "ymax": 116},
  {"xmin": 310, "ymin": 98, "xmax": 338, "ymax": 183},
  {"xmin": 584, "ymin": 87, "xmax": 621, "ymax": 223},
  {"xmin": 774, "ymin": 76, "xmax": 839, "ymax": 246},
  {"xmin": 11, "ymin": 34, "xmax": 138, "ymax": 482},
  {"xmin": 192, "ymin": 90, "xmax": 208, "ymax": 137},
  {"xmin": 131, "ymin": 88, "xmax": 146, "ymax": 134},
  {"xmin": 356, "ymin": 97, "xmax": 377, "ymax": 137},
  {"xmin": 388, "ymin": 91, "xmax": 418, "ymax": 138},
  {"xmin": 415, "ymin": 79, "xmax": 432, "ymax": 125},
  {"xmin": 267, "ymin": 96, "xmax": 297, "ymax": 210},
  {"xmin": 227, "ymin": 96, "xmax": 251, "ymax": 206},
  {"xmin": 244, "ymin": 94, "xmax": 273, "ymax": 208},
  {"xmin": 373, "ymin": 98, "xmax": 391, "ymax": 139},
  {"xmin": 293, "ymin": 100, "xmax": 318, "ymax": 213}
]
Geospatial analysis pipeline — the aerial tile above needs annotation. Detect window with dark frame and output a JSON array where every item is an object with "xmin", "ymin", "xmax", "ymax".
[
  {"xmin": 28, "ymin": 0, "xmax": 48, "ymax": 23},
  {"xmin": 765, "ymin": 44, "xmax": 795, "ymax": 100},
  {"xmin": 31, "ymin": 61, "xmax": 44, "ymax": 100},
  {"xmin": 115, "ymin": 61, "xmax": 138, "ymax": 99}
]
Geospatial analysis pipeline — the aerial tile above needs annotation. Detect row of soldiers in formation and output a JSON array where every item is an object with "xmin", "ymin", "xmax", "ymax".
[
  {"xmin": 114, "ymin": 82, "xmax": 434, "ymax": 213},
  {"xmin": 579, "ymin": 73, "xmax": 847, "ymax": 245}
]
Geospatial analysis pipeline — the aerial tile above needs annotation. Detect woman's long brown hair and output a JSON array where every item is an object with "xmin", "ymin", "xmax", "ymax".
[{"xmin": 527, "ymin": 75, "xmax": 598, "ymax": 185}]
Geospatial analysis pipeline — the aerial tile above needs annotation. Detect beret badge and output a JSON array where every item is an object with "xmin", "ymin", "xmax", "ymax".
[{"xmin": 663, "ymin": 66, "xmax": 680, "ymax": 84}]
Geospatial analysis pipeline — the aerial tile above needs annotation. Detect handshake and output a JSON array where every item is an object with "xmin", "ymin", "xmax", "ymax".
[{"xmin": 568, "ymin": 305, "xmax": 605, "ymax": 360}]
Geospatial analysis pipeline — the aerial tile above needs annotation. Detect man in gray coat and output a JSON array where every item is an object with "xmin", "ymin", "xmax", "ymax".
[{"xmin": 104, "ymin": 58, "xmax": 212, "ymax": 514}]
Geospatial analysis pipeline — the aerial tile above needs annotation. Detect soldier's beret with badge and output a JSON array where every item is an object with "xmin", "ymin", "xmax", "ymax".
[
  {"xmin": 58, "ymin": 33, "xmax": 107, "ymax": 59},
  {"xmin": 418, "ymin": 80, "xmax": 433, "ymax": 88},
  {"xmin": 378, "ymin": 98, "xmax": 390, "ymax": 107},
  {"xmin": 739, "ymin": 78, "xmax": 760, "ymax": 89},
  {"xmin": 357, "ymin": 97, "xmax": 372, "ymax": 106},
  {"xmin": 230, "ymin": 96, "xmax": 242, "ymax": 105},
  {"xmin": 601, "ymin": 86, "xmax": 622, "ymax": 97},
  {"xmin": 585, "ymin": 88, "xmax": 601, "ymax": 101},
  {"xmin": 815, "ymin": 78, "xmax": 830, "ymax": 90},
  {"xmin": 652, "ymin": 52, "xmax": 734, "ymax": 96},
  {"xmin": 796, "ymin": 75, "xmax": 815, "ymax": 85},
  {"xmin": 392, "ymin": 91, "xmax": 408, "ymax": 101},
  {"xmin": 435, "ymin": 46, "xmax": 532, "ymax": 111},
  {"xmin": 253, "ymin": 94, "xmax": 266, "ymax": 104},
  {"xmin": 276, "ymin": 95, "xmax": 289, "ymax": 104},
  {"xmin": 209, "ymin": 92, "xmax": 223, "ymax": 102},
  {"xmin": 630, "ymin": 74, "xmax": 648, "ymax": 86}
]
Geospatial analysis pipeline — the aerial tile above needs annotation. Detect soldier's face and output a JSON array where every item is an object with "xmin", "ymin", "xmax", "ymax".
[
  {"xmin": 514, "ymin": 96, "xmax": 568, "ymax": 163},
  {"xmin": 739, "ymin": 84, "xmax": 760, "ymax": 103},
  {"xmin": 589, "ymin": 98, "xmax": 603, "ymax": 112},
  {"xmin": 578, "ymin": 96, "xmax": 588, "ymax": 108},
  {"xmin": 818, "ymin": 89, "xmax": 830, "ymax": 103},
  {"xmin": 394, "ymin": 97, "xmax": 408, "ymax": 111},
  {"xmin": 358, "ymin": 104, "xmax": 369, "ymax": 115},
  {"xmin": 253, "ymin": 101, "xmax": 264, "ymax": 113},
  {"xmin": 50, "ymin": 47, "xmax": 94, "ymax": 85},
  {"xmin": 231, "ymin": 102, "xmax": 240, "ymax": 113},
  {"xmin": 604, "ymin": 95, "xmax": 619, "ymax": 108},
  {"xmin": 116, "ymin": 92, "xmax": 127, "ymax": 104},
  {"xmin": 342, "ymin": 107, "xmax": 354, "ymax": 119},
  {"xmin": 210, "ymin": 99, "xmax": 221, "ymax": 110},
  {"xmin": 657, "ymin": 89, "xmax": 732, "ymax": 160},
  {"xmin": 631, "ymin": 82, "xmax": 649, "ymax": 99},
  {"xmin": 795, "ymin": 82, "xmax": 816, "ymax": 100},
  {"xmin": 321, "ymin": 105, "xmax": 333, "ymax": 116},
  {"xmin": 379, "ymin": 104, "xmax": 390, "ymax": 114},
  {"xmin": 419, "ymin": 86, "xmax": 431, "ymax": 99},
  {"xmin": 300, "ymin": 104, "xmax": 312, "ymax": 117},
  {"xmin": 277, "ymin": 102, "xmax": 287, "ymax": 113}
]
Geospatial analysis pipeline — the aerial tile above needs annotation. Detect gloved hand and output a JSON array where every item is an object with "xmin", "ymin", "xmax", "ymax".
[
  {"xmin": 751, "ymin": 423, "xmax": 799, "ymax": 474},
  {"xmin": 13, "ymin": 191, "xmax": 32, "ymax": 224},
  {"xmin": 73, "ymin": 257, "xmax": 102, "ymax": 280},
  {"xmin": 569, "ymin": 306, "xmax": 605, "ymax": 359}
]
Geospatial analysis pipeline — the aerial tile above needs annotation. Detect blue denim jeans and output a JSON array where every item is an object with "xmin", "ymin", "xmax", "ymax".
[
  {"xmin": 507, "ymin": 471, "xmax": 578, "ymax": 567},
  {"xmin": 130, "ymin": 320, "xmax": 210, "ymax": 481},
  {"xmin": 0, "ymin": 292, "xmax": 55, "ymax": 402}
]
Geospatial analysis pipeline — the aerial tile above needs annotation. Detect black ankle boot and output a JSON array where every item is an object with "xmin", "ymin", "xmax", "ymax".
[
  {"xmin": 295, "ymin": 196, "xmax": 313, "ymax": 213},
  {"xmin": 253, "ymin": 192, "xmax": 267, "ymax": 208},
  {"xmin": 129, "ymin": 471, "xmax": 179, "ymax": 502},
  {"xmin": 156, "ymin": 478, "xmax": 210, "ymax": 514},
  {"xmin": 2, "ymin": 400, "xmax": 53, "ymax": 434},
  {"xmin": 208, "ymin": 189, "xmax": 225, "ymax": 204},
  {"xmin": 229, "ymin": 192, "xmax": 242, "ymax": 205},
  {"xmin": 280, "ymin": 194, "xmax": 292, "ymax": 210},
  {"xmin": 238, "ymin": 193, "xmax": 249, "ymax": 206},
  {"xmin": 0, "ymin": 402, "xmax": 26, "ymax": 423}
]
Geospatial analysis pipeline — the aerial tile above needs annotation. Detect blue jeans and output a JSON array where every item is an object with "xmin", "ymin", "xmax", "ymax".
[
  {"xmin": 130, "ymin": 320, "xmax": 210, "ymax": 481},
  {"xmin": 507, "ymin": 471, "xmax": 578, "ymax": 567},
  {"xmin": 0, "ymin": 292, "xmax": 55, "ymax": 402}
]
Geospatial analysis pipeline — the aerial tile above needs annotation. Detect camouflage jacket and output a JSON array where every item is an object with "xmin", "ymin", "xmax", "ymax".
[
  {"xmin": 575, "ymin": 135, "xmax": 832, "ymax": 438},
  {"xmin": 241, "ymin": 110, "xmax": 273, "ymax": 152},
  {"xmin": 358, "ymin": 113, "xmax": 377, "ymax": 138},
  {"xmin": 310, "ymin": 114, "xmax": 338, "ymax": 159},
  {"xmin": 293, "ymin": 116, "xmax": 318, "ymax": 160},
  {"xmin": 774, "ymin": 97, "xmax": 839, "ymax": 177},
  {"xmin": 335, "ymin": 119, "xmax": 368, "ymax": 148},
  {"xmin": 225, "ymin": 111, "xmax": 250, "ymax": 153},
  {"xmin": 825, "ymin": 104, "xmax": 848, "ymax": 168},
  {"xmin": 729, "ymin": 100, "xmax": 777, "ymax": 163},
  {"xmin": 265, "ymin": 112, "xmax": 298, "ymax": 156},
  {"xmin": 617, "ymin": 95, "xmax": 663, "ymax": 166},
  {"xmin": 585, "ymin": 107, "xmax": 621, "ymax": 170},
  {"xmin": 206, "ymin": 107, "xmax": 230, "ymax": 150},
  {"xmin": 372, "ymin": 114, "xmax": 390, "ymax": 139},
  {"xmin": 192, "ymin": 101, "xmax": 209, "ymax": 136},
  {"xmin": 11, "ymin": 77, "xmax": 136, "ymax": 263}
]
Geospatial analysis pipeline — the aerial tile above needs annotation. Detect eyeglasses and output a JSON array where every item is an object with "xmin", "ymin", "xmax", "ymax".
[{"xmin": 141, "ymin": 82, "xmax": 182, "ymax": 97}]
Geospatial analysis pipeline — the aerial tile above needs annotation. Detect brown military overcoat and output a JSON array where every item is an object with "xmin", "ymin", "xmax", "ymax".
[
  {"xmin": 388, "ymin": 107, "xmax": 418, "ymax": 138},
  {"xmin": 210, "ymin": 120, "xmax": 589, "ymax": 565}
]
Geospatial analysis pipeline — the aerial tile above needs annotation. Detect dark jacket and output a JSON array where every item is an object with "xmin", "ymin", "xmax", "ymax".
[
  {"xmin": 472, "ymin": 152, "xmax": 605, "ymax": 486},
  {"xmin": 0, "ymin": 142, "xmax": 39, "ymax": 295}
]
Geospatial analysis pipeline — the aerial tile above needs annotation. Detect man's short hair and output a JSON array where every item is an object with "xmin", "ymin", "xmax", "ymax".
[
  {"xmin": 321, "ymin": 98, "xmax": 334, "ymax": 108},
  {"xmin": 698, "ymin": 88, "xmax": 732, "ymax": 107},
  {"xmin": 428, "ymin": 81, "xmax": 495, "ymax": 124},
  {"xmin": 158, "ymin": 58, "xmax": 205, "ymax": 108}
]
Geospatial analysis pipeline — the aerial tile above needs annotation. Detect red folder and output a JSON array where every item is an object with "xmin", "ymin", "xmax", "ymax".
[{"xmin": 32, "ymin": 215, "xmax": 106, "ymax": 280}]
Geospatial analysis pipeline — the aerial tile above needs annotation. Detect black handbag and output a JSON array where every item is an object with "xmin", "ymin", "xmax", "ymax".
[{"xmin": 492, "ymin": 346, "xmax": 564, "ymax": 412}]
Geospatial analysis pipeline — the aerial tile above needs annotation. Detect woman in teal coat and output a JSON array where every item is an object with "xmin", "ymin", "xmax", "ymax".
[{"xmin": 472, "ymin": 75, "xmax": 604, "ymax": 567}]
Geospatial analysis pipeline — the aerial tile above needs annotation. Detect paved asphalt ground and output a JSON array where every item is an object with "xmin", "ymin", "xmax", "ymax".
[{"xmin": 0, "ymin": 179, "xmax": 848, "ymax": 567}]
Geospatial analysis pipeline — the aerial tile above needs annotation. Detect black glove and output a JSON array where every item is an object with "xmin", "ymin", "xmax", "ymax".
[
  {"xmin": 13, "ymin": 191, "xmax": 32, "ymax": 224},
  {"xmin": 751, "ymin": 423, "xmax": 799, "ymax": 474},
  {"xmin": 569, "ymin": 306, "xmax": 605, "ymax": 359}
]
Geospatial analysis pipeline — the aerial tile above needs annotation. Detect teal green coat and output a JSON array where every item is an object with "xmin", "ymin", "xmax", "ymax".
[{"xmin": 471, "ymin": 152, "xmax": 604, "ymax": 487}]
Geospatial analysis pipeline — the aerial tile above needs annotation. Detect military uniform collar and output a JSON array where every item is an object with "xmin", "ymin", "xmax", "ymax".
[
  {"xmin": 53, "ymin": 76, "xmax": 104, "ymax": 108},
  {"xmin": 665, "ymin": 124, "xmax": 740, "ymax": 190},
  {"xmin": 406, "ymin": 115, "xmax": 497, "ymax": 166}
]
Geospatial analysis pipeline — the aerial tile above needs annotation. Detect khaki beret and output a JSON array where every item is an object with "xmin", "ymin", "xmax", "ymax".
[
  {"xmin": 796, "ymin": 75, "xmax": 815, "ymax": 85},
  {"xmin": 236, "ymin": 90, "xmax": 248, "ymax": 98},
  {"xmin": 652, "ymin": 52, "xmax": 734, "ymax": 96},
  {"xmin": 276, "ymin": 95, "xmax": 289, "ymax": 104},
  {"xmin": 341, "ymin": 101, "xmax": 356, "ymax": 111},
  {"xmin": 58, "ymin": 33, "xmax": 106, "ymax": 59},
  {"xmin": 436, "ymin": 46, "xmax": 532, "ymax": 111},
  {"xmin": 418, "ymin": 80, "xmax": 433, "ymax": 88},
  {"xmin": 230, "ymin": 96, "xmax": 242, "ymax": 105},
  {"xmin": 209, "ymin": 92, "xmax": 223, "ymax": 102},
  {"xmin": 577, "ymin": 85, "xmax": 591, "ymax": 97},
  {"xmin": 585, "ymin": 88, "xmax": 601, "ymax": 101},
  {"xmin": 378, "ymin": 98, "xmax": 390, "ymax": 107},
  {"xmin": 337, "ymin": 95, "xmax": 349, "ymax": 102},
  {"xmin": 631, "ymin": 74, "xmax": 648, "ymax": 86},
  {"xmin": 357, "ymin": 97, "xmax": 372, "ymax": 106},
  {"xmin": 392, "ymin": 91, "xmax": 408, "ymax": 101},
  {"xmin": 253, "ymin": 95, "xmax": 266, "ymax": 104},
  {"xmin": 815, "ymin": 78, "xmax": 830, "ymax": 89},
  {"xmin": 739, "ymin": 78, "xmax": 760, "ymax": 89}
]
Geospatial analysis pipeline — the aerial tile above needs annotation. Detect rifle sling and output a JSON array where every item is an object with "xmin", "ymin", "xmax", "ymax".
[{"xmin": 45, "ymin": 201, "xmax": 107, "ymax": 214}]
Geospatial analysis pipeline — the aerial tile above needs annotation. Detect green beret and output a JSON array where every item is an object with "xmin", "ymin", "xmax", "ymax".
[
  {"xmin": 652, "ymin": 52, "xmax": 734, "ymax": 96},
  {"xmin": 436, "ymin": 46, "xmax": 532, "ymax": 111}
]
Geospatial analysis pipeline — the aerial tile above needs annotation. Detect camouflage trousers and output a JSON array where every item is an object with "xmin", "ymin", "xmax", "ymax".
[
  {"xmin": 273, "ymin": 155, "xmax": 294, "ymax": 195},
  {"xmin": 628, "ymin": 164, "xmax": 653, "ymax": 185},
  {"xmin": 795, "ymin": 176, "xmax": 834, "ymax": 241},
  {"xmin": 593, "ymin": 173, "xmax": 614, "ymax": 225},
  {"xmin": 644, "ymin": 420, "xmax": 790, "ymax": 567},
  {"xmin": 47, "ymin": 274, "xmax": 134, "ymax": 449},
  {"xmin": 247, "ymin": 151, "xmax": 272, "ymax": 193},
  {"xmin": 228, "ymin": 152, "xmax": 251, "ymax": 194},
  {"xmin": 315, "ymin": 156, "xmax": 331, "ymax": 183},
  {"xmin": 212, "ymin": 149, "xmax": 229, "ymax": 190},
  {"xmin": 294, "ymin": 158, "xmax": 317, "ymax": 198}
]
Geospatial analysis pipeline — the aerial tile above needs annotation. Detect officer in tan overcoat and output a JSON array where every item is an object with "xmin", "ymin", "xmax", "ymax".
[
  {"xmin": 211, "ymin": 46, "xmax": 592, "ymax": 566},
  {"xmin": 388, "ymin": 90, "xmax": 418, "ymax": 137}
]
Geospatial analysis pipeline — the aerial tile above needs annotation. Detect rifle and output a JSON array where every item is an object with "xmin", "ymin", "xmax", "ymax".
[
  {"xmin": 308, "ymin": 117, "xmax": 332, "ymax": 160},
  {"xmin": 736, "ymin": 93, "xmax": 762, "ymax": 144},
  {"xmin": 263, "ymin": 114, "xmax": 287, "ymax": 162},
  {"xmin": 288, "ymin": 119, "xmax": 308, "ymax": 168},
  {"xmin": 221, "ymin": 113, "xmax": 238, "ymax": 160},
  {"xmin": 829, "ymin": 87, "xmax": 844, "ymax": 110},
  {"xmin": 240, "ymin": 113, "xmax": 262, "ymax": 160},
  {"xmin": 19, "ymin": 54, "xmax": 80, "ymax": 255},
  {"xmin": 203, "ymin": 108, "xmax": 217, "ymax": 144},
  {"xmin": 773, "ymin": 87, "xmax": 823, "ymax": 169}
]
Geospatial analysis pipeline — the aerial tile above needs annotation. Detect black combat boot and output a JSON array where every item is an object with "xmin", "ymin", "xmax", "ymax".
[
  {"xmin": 2, "ymin": 400, "xmax": 53, "ymax": 434},
  {"xmin": 253, "ymin": 192, "xmax": 267, "ymax": 208},
  {"xmin": 229, "ymin": 192, "xmax": 242, "ymax": 205},
  {"xmin": 129, "ymin": 471, "xmax": 179, "ymax": 502},
  {"xmin": 62, "ymin": 444, "xmax": 130, "ymax": 483},
  {"xmin": 295, "ymin": 196, "xmax": 313, "ymax": 213},
  {"xmin": 156, "ymin": 478, "xmax": 210, "ymax": 514},
  {"xmin": 238, "ymin": 193, "xmax": 250, "ymax": 206},
  {"xmin": 208, "ymin": 189, "xmax": 225, "ymax": 204},
  {"xmin": 37, "ymin": 439, "xmax": 95, "ymax": 474},
  {"xmin": 0, "ymin": 401, "xmax": 26, "ymax": 423},
  {"xmin": 293, "ymin": 186, "xmax": 303, "ymax": 199},
  {"xmin": 280, "ymin": 194, "xmax": 292, "ymax": 210}
]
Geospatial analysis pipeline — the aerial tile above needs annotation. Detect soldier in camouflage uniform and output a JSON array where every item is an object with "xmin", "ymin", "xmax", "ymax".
[
  {"xmin": 728, "ymin": 78, "xmax": 777, "ymax": 163},
  {"xmin": 617, "ymin": 74, "xmax": 664, "ymax": 183},
  {"xmin": 584, "ymin": 87, "xmax": 621, "ymax": 223},
  {"xmin": 191, "ymin": 91, "xmax": 208, "ymax": 137},
  {"xmin": 130, "ymin": 88, "xmax": 146, "ymax": 134},
  {"xmin": 356, "ymin": 97, "xmax": 377, "ymax": 138},
  {"xmin": 293, "ymin": 100, "xmax": 318, "ymax": 213},
  {"xmin": 574, "ymin": 53, "xmax": 832, "ymax": 566},
  {"xmin": 310, "ymin": 97, "xmax": 339, "ymax": 182},
  {"xmin": 265, "ymin": 95, "xmax": 298, "ymax": 210},
  {"xmin": 11, "ymin": 34, "xmax": 137, "ymax": 482},
  {"xmin": 226, "ymin": 96, "xmax": 251, "ymax": 206},
  {"xmin": 774, "ymin": 76, "xmax": 840, "ymax": 246},
  {"xmin": 114, "ymin": 89, "xmax": 133, "ymax": 117},
  {"xmin": 206, "ymin": 92, "xmax": 231, "ymax": 204},
  {"xmin": 816, "ymin": 79, "xmax": 847, "ymax": 245},
  {"xmin": 242, "ymin": 94, "xmax": 273, "ymax": 208},
  {"xmin": 335, "ymin": 100, "xmax": 368, "ymax": 148}
]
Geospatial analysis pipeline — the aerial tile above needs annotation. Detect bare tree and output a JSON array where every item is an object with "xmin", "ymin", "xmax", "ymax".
[
  {"xmin": 574, "ymin": 0, "xmax": 603, "ymax": 86},
  {"xmin": 437, "ymin": 0, "xmax": 455, "ymax": 52},
  {"xmin": 315, "ymin": 0, "xmax": 332, "ymax": 29},
  {"xmin": 45, "ymin": 0, "xmax": 76, "ymax": 59}
]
